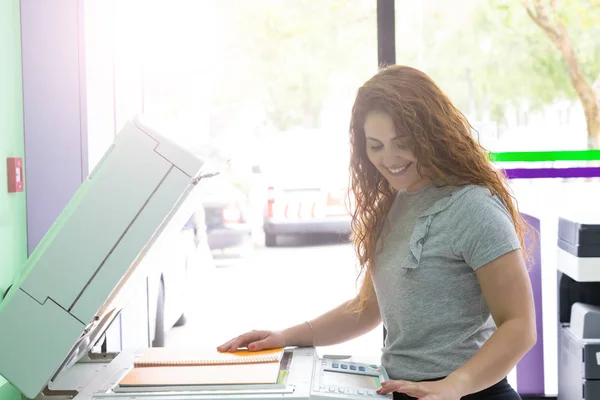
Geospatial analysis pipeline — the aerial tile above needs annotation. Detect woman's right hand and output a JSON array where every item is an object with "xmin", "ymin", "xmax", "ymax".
[{"xmin": 217, "ymin": 330, "xmax": 287, "ymax": 352}]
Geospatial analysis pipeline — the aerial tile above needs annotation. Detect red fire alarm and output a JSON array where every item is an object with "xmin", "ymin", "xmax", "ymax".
[{"xmin": 7, "ymin": 157, "xmax": 24, "ymax": 193}]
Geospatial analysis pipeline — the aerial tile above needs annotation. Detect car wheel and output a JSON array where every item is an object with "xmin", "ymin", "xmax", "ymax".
[
  {"xmin": 265, "ymin": 233, "xmax": 277, "ymax": 247},
  {"xmin": 152, "ymin": 280, "xmax": 165, "ymax": 347},
  {"xmin": 174, "ymin": 313, "xmax": 187, "ymax": 327}
]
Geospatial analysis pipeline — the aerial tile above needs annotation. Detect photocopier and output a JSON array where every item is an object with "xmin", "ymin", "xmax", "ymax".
[
  {"xmin": 0, "ymin": 116, "xmax": 391, "ymax": 400},
  {"xmin": 556, "ymin": 214, "xmax": 600, "ymax": 400}
]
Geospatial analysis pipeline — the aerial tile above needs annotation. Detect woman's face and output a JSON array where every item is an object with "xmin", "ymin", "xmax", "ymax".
[{"xmin": 364, "ymin": 111, "xmax": 430, "ymax": 192}]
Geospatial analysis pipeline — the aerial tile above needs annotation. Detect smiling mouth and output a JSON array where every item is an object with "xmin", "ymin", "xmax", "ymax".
[{"xmin": 387, "ymin": 162, "xmax": 412, "ymax": 175}]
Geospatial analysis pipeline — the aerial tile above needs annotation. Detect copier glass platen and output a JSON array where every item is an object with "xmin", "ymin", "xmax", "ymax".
[{"xmin": 0, "ymin": 115, "xmax": 392, "ymax": 400}]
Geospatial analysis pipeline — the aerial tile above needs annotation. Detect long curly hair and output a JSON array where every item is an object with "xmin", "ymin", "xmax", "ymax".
[{"xmin": 347, "ymin": 65, "xmax": 535, "ymax": 313}]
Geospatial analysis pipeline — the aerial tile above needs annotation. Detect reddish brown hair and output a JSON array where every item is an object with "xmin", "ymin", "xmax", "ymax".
[{"xmin": 347, "ymin": 65, "xmax": 535, "ymax": 312}]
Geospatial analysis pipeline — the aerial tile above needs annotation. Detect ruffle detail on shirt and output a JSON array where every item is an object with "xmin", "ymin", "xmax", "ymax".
[{"xmin": 402, "ymin": 185, "xmax": 479, "ymax": 276}]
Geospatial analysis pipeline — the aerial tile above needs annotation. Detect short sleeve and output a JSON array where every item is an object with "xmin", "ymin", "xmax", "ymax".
[{"xmin": 451, "ymin": 187, "xmax": 522, "ymax": 271}]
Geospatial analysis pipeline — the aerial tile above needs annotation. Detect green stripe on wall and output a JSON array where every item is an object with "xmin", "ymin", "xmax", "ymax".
[{"xmin": 489, "ymin": 150, "xmax": 600, "ymax": 162}]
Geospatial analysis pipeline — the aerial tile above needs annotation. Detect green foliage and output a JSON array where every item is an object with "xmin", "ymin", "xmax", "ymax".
[
  {"xmin": 210, "ymin": 0, "xmax": 376, "ymax": 134},
  {"xmin": 394, "ymin": 0, "xmax": 599, "ymax": 124},
  {"xmin": 203, "ymin": 0, "xmax": 600, "ymax": 136}
]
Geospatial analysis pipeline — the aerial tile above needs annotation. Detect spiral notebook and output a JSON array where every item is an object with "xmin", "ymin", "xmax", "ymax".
[
  {"xmin": 119, "ymin": 348, "xmax": 285, "ymax": 388},
  {"xmin": 133, "ymin": 347, "xmax": 284, "ymax": 367}
]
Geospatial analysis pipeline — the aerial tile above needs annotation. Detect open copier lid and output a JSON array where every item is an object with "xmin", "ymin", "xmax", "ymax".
[{"xmin": 0, "ymin": 115, "xmax": 216, "ymax": 399}]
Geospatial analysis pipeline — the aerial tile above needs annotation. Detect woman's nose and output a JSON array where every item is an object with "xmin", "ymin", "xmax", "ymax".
[{"xmin": 382, "ymin": 150, "xmax": 403, "ymax": 166}]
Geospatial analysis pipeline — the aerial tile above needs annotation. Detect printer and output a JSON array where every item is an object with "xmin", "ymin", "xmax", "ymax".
[
  {"xmin": 0, "ymin": 116, "xmax": 391, "ymax": 400},
  {"xmin": 557, "ymin": 215, "xmax": 600, "ymax": 400}
]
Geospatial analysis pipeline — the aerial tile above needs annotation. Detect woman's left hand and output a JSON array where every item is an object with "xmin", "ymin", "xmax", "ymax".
[{"xmin": 376, "ymin": 378, "xmax": 464, "ymax": 400}]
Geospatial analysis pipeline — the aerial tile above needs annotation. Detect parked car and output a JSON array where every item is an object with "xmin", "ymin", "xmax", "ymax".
[
  {"xmin": 147, "ymin": 207, "xmax": 211, "ymax": 347},
  {"xmin": 189, "ymin": 175, "xmax": 252, "ymax": 251},
  {"xmin": 258, "ymin": 132, "xmax": 353, "ymax": 247},
  {"xmin": 262, "ymin": 181, "xmax": 352, "ymax": 247}
]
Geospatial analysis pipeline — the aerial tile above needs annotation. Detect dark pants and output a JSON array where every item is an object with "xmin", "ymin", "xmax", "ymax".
[{"xmin": 392, "ymin": 377, "xmax": 521, "ymax": 400}]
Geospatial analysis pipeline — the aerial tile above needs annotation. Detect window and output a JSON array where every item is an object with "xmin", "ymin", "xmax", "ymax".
[{"xmin": 138, "ymin": 1, "xmax": 382, "ymax": 359}]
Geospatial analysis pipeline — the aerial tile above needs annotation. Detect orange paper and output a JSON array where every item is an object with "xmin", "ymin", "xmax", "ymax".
[
  {"xmin": 119, "ymin": 363, "xmax": 281, "ymax": 387},
  {"xmin": 134, "ymin": 347, "xmax": 284, "ymax": 367}
]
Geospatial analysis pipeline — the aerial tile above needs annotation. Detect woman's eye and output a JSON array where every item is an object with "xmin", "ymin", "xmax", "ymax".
[{"xmin": 369, "ymin": 145, "xmax": 383, "ymax": 151}]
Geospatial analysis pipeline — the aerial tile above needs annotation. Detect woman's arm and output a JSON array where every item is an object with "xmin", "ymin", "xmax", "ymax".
[
  {"xmin": 218, "ymin": 281, "xmax": 381, "ymax": 352},
  {"xmin": 283, "ymin": 283, "xmax": 382, "ymax": 347},
  {"xmin": 446, "ymin": 249, "xmax": 537, "ymax": 396}
]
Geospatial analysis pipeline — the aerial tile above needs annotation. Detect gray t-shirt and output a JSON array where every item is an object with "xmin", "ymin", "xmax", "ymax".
[{"xmin": 372, "ymin": 184, "xmax": 521, "ymax": 381}]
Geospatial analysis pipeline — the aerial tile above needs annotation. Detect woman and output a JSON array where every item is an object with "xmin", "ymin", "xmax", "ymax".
[{"xmin": 218, "ymin": 66, "xmax": 537, "ymax": 400}]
